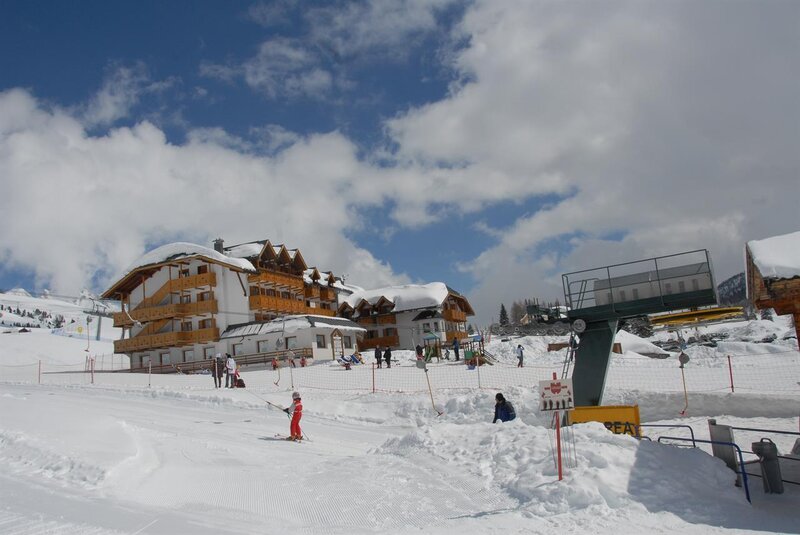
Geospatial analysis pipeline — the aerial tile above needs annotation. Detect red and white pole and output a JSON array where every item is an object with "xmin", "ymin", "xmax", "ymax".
[{"xmin": 727, "ymin": 355, "xmax": 735, "ymax": 393}]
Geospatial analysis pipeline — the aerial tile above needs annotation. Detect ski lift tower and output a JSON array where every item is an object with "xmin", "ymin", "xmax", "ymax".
[{"xmin": 562, "ymin": 250, "xmax": 717, "ymax": 407}]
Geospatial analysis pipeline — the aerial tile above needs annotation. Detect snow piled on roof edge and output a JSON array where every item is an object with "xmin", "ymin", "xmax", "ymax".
[{"xmin": 748, "ymin": 230, "xmax": 800, "ymax": 280}]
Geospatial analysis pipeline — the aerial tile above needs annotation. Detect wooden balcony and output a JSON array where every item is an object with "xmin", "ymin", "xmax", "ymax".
[
  {"xmin": 249, "ymin": 295, "xmax": 306, "ymax": 314},
  {"xmin": 308, "ymin": 308, "xmax": 336, "ymax": 317},
  {"xmin": 358, "ymin": 335, "xmax": 400, "ymax": 350},
  {"xmin": 445, "ymin": 330, "xmax": 468, "ymax": 343},
  {"xmin": 248, "ymin": 270, "xmax": 304, "ymax": 291},
  {"xmin": 304, "ymin": 285, "xmax": 321, "ymax": 298},
  {"xmin": 442, "ymin": 309, "xmax": 467, "ymax": 322},
  {"xmin": 319, "ymin": 287, "xmax": 336, "ymax": 301},
  {"xmin": 113, "ymin": 300, "xmax": 218, "ymax": 327},
  {"xmin": 136, "ymin": 272, "xmax": 216, "ymax": 310},
  {"xmin": 114, "ymin": 327, "xmax": 219, "ymax": 353}
]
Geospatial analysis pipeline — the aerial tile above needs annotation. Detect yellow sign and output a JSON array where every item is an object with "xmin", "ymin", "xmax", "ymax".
[
  {"xmin": 569, "ymin": 405, "xmax": 641, "ymax": 437},
  {"xmin": 76, "ymin": 326, "xmax": 83, "ymax": 334}
]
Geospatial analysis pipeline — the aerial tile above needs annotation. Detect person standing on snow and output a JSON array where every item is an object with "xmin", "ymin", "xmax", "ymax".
[
  {"xmin": 383, "ymin": 346, "xmax": 392, "ymax": 368},
  {"xmin": 415, "ymin": 344, "xmax": 424, "ymax": 361},
  {"xmin": 516, "ymin": 344, "xmax": 524, "ymax": 368},
  {"xmin": 212, "ymin": 353, "xmax": 225, "ymax": 388},
  {"xmin": 374, "ymin": 345, "xmax": 382, "ymax": 368},
  {"xmin": 225, "ymin": 353, "xmax": 236, "ymax": 388},
  {"xmin": 493, "ymin": 393, "xmax": 516, "ymax": 423},
  {"xmin": 283, "ymin": 391, "xmax": 303, "ymax": 441},
  {"xmin": 453, "ymin": 337, "xmax": 460, "ymax": 361}
]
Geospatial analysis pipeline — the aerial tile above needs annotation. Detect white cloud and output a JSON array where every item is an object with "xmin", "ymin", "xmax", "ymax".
[
  {"xmin": 385, "ymin": 0, "xmax": 800, "ymax": 324},
  {"xmin": 81, "ymin": 63, "xmax": 173, "ymax": 127},
  {"xmin": 0, "ymin": 88, "xmax": 405, "ymax": 295},
  {"xmin": 242, "ymin": 38, "xmax": 333, "ymax": 99},
  {"xmin": 306, "ymin": 0, "xmax": 457, "ymax": 59}
]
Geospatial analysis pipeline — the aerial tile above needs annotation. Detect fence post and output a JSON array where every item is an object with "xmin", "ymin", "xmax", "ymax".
[
  {"xmin": 476, "ymin": 355, "xmax": 482, "ymax": 389},
  {"xmin": 727, "ymin": 355, "xmax": 735, "ymax": 393},
  {"xmin": 90, "ymin": 357, "xmax": 95, "ymax": 385},
  {"xmin": 38, "ymin": 360, "xmax": 41, "ymax": 385}
]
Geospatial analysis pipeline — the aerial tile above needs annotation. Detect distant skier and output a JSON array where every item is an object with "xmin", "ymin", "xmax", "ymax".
[
  {"xmin": 516, "ymin": 344, "xmax": 524, "ymax": 368},
  {"xmin": 453, "ymin": 337, "xmax": 460, "ymax": 361},
  {"xmin": 493, "ymin": 393, "xmax": 516, "ymax": 423},
  {"xmin": 374, "ymin": 346, "xmax": 382, "ymax": 369},
  {"xmin": 383, "ymin": 346, "xmax": 392, "ymax": 368},
  {"xmin": 283, "ymin": 391, "xmax": 303, "ymax": 441},
  {"xmin": 225, "ymin": 353, "xmax": 236, "ymax": 388}
]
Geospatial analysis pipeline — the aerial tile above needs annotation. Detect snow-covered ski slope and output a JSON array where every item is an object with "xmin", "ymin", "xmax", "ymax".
[{"xmin": 0, "ymin": 312, "xmax": 798, "ymax": 533}]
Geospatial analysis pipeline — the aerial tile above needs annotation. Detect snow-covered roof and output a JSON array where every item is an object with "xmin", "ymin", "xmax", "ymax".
[
  {"xmin": 344, "ymin": 283, "xmax": 451, "ymax": 313},
  {"xmin": 122, "ymin": 242, "xmax": 256, "ymax": 276},
  {"xmin": 220, "ymin": 315, "xmax": 366, "ymax": 339},
  {"xmin": 224, "ymin": 241, "xmax": 265, "ymax": 259},
  {"xmin": 748, "ymin": 231, "xmax": 800, "ymax": 280}
]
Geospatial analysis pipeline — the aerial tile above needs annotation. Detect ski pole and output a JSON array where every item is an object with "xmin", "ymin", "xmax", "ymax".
[{"xmin": 424, "ymin": 369, "xmax": 443, "ymax": 416}]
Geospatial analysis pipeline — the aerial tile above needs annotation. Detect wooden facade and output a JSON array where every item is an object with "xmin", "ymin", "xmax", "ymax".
[
  {"xmin": 746, "ymin": 245, "xmax": 800, "ymax": 341},
  {"xmin": 103, "ymin": 239, "xmax": 343, "ymax": 359}
]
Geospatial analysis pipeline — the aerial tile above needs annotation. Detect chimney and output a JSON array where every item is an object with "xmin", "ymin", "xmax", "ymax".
[{"xmin": 213, "ymin": 238, "xmax": 224, "ymax": 253}]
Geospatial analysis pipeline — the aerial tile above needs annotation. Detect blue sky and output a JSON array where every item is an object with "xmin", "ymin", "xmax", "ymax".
[{"xmin": 1, "ymin": 1, "xmax": 797, "ymax": 324}]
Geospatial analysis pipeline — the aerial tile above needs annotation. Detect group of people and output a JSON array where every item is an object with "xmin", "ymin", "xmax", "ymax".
[
  {"xmin": 211, "ymin": 353, "xmax": 243, "ymax": 388},
  {"xmin": 373, "ymin": 345, "xmax": 393, "ymax": 368}
]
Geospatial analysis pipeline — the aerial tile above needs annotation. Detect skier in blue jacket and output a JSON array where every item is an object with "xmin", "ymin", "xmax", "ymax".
[{"xmin": 493, "ymin": 393, "xmax": 516, "ymax": 423}]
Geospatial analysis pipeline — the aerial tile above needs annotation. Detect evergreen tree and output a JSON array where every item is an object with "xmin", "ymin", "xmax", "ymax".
[
  {"xmin": 499, "ymin": 304, "xmax": 509, "ymax": 326},
  {"xmin": 510, "ymin": 301, "xmax": 525, "ymax": 325},
  {"xmin": 467, "ymin": 323, "xmax": 474, "ymax": 334}
]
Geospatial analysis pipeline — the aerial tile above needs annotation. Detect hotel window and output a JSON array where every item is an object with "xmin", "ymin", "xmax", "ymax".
[
  {"xmin": 423, "ymin": 322, "xmax": 431, "ymax": 332},
  {"xmin": 257, "ymin": 340, "xmax": 270, "ymax": 353},
  {"xmin": 384, "ymin": 327, "xmax": 397, "ymax": 337},
  {"xmin": 632, "ymin": 288, "xmax": 640, "ymax": 300},
  {"xmin": 199, "ymin": 318, "xmax": 213, "ymax": 329},
  {"xmin": 203, "ymin": 346, "xmax": 215, "ymax": 359},
  {"xmin": 664, "ymin": 283, "xmax": 673, "ymax": 295},
  {"xmin": 433, "ymin": 322, "xmax": 440, "ymax": 331},
  {"xmin": 160, "ymin": 352, "xmax": 170, "ymax": 365},
  {"xmin": 180, "ymin": 294, "xmax": 191, "ymax": 304},
  {"xmin": 142, "ymin": 355, "xmax": 151, "ymax": 366},
  {"xmin": 232, "ymin": 343, "xmax": 243, "ymax": 356},
  {"xmin": 181, "ymin": 321, "xmax": 193, "ymax": 332},
  {"xmin": 183, "ymin": 350, "xmax": 194, "ymax": 362},
  {"xmin": 678, "ymin": 281, "xmax": 686, "ymax": 293},
  {"xmin": 619, "ymin": 290, "xmax": 627, "ymax": 302},
  {"xmin": 179, "ymin": 268, "xmax": 190, "ymax": 278},
  {"xmin": 343, "ymin": 336, "xmax": 352, "ymax": 349},
  {"xmin": 197, "ymin": 265, "xmax": 208, "ymax": 275},
  {"xmin": 691, "ymin": 279, "xmax": 699, "ymax": 291},
  {"xmin": 198, "ymin": 291, "xmax": 212, "ymax": 302},
  {"xmin": 286, "ymin": 337, "xmax": 297, "ymax": 349},
  {"xmin": 316, "ymin": 334, "xmax": 327, "ymax": 348}
]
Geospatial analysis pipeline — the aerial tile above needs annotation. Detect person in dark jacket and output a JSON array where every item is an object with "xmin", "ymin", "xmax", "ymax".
[
  {"xmin": 415, "ymin": 344, "xmax": 424, "ymax": 360},
  {"xmin": 493, "ymin": 393, "xmax": 516, "ymax": 423},
  {"xmin": 383, "ymin": 346, "xmax": 392, "ymax": 368},
  {"xmin": 375, "ymin": 346, "xmax": 382, "ymax": 369},
  {"xmin": 212, "ymin": 353, "xmax": 225, "ymax": 388},
  {"xmin": 453, "ymin": 337, "xmax": 460, "ymax": 361}
]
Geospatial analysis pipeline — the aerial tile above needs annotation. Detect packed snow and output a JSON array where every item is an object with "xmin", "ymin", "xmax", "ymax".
[
  {"xmin": 344, "ymin": 283, "xmax": 451, "ymax": 312},
  {"xmin": 1, "ymin": 293, "xmax": 799, "ymax": 533},
  {"xmin": 119, "ymin": 242, "xmax": 256, "ymax": 279},
  {"xmin": 747, "ymin": 230, "xmax": 800, "ymax": 280}
]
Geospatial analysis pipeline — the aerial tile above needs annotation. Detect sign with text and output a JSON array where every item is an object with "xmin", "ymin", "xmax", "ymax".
[
  {"xmin": 538, "ymin": 378, "xmax": 574, "ymax": 412},
  {"xmin": 568, "ymin": 405, "xmax": 641, "ymax": 437}
]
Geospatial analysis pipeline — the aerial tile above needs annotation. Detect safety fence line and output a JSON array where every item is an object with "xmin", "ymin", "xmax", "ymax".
[{"xmin": 2, "ymin": 356, "xmax": 798, "ymax": 396}]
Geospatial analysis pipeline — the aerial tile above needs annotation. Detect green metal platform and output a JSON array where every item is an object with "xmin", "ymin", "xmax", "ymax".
[{"xmin": 562, "ymin": 250, "xmax": 717, "ymax": 406}]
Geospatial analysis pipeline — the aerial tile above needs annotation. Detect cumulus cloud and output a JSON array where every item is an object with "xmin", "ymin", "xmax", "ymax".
[
  {"xmin": 0, "ymin": 88, "xmax": 405, "ymax": 294},
  {"xmin": 386, "ymin": 0, "xmax": 800, "ymax": 323}
]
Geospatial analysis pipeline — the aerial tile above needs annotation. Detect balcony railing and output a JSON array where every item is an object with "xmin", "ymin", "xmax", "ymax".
[
  {"xmin": 358, "ymin": 335, "xmax": 400, "ymax": 350},
  {"xmin": 249, "ymin": 295, "xmax": 306, "ymax": 314},
  {"xmin": 135, "ymin": 272, "xmax": 217, "ymax": 310},
  {"xmin": 304, "ymin": 286, "xmax": 321, "ymax": 298},
  {"xmin": 113, "ymin": 300, "xmax": 218, "ymax": 327},
  {"xmin": 307, "ymin": 308, "xmax": 336, "ymax": 317},
  {"xmin": 248, "ymin": 270, "xmax": 304, "ymax": 291},
  {"xmin": 442, "ymin": 309, "xmax": 467, "ymax": 323},
  {"xmin": 114, "ymin": 327, "xmax": 219, "ymax": 353},
  {"xmin": 319, "ymin": 287, "xmax": 336, "ymax": 301}
]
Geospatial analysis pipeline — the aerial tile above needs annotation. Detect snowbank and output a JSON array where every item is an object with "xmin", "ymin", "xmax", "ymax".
[{"xmin": 747, "ymin": 230, "xmax": 800, "ymax": 279}]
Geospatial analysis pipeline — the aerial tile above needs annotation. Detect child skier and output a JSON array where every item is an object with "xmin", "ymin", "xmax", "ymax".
[{"xmin": 283, "ymin": 391, "xmax": 303, "ymax": 441}]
